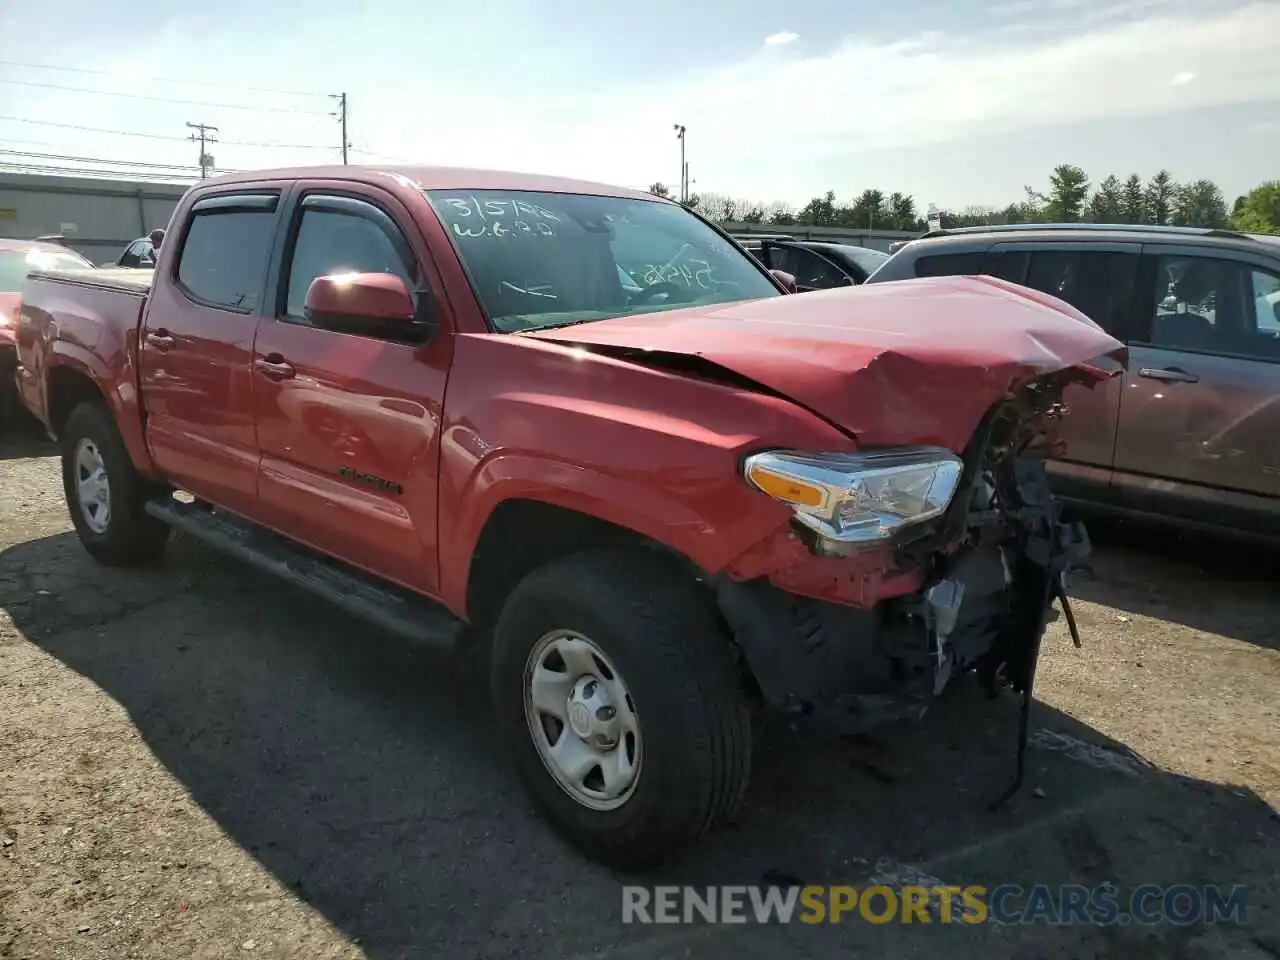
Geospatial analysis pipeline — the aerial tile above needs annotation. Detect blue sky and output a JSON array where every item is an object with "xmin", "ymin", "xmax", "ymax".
[{"xmin": 1, "ymin": 0, "xmax": 1278, "ymax": 211}]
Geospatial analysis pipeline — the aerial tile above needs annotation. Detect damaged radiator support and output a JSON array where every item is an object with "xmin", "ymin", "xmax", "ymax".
[
  {"xmin": 985, "ymin": 464, "xmax": 1088, "ymax": 810},
  {"xmin": 712, "ymin": 376, "xmax": 1095, "ymax": 810}
]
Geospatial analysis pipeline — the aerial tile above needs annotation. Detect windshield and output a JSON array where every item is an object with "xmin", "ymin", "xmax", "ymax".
[
  {"xmin": 0, "ymin": 247, "xmax": 93, "ymax": 293},
  {"xmin": 426, "ymin": 189, "xmax": 781, "ymax": 332}
]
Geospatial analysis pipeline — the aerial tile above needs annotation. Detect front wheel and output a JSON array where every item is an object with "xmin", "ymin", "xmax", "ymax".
[
  {"xmin": 61, "ymin": 401, "xmax": 170, "ymax": 565},
  {"xmin": 491, "ymin": 549, "xmax": 752, "ymax": 870}
]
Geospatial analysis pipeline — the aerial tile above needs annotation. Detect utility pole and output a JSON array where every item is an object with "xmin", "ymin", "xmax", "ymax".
[
  {"xmin": 186, "ymin": 122, "xmax": 218, "ymax": 179},
  {"xmin": 331, "ymin": 93, "xmax": 350, "ymax": 164},
  {"xmin": 673, "ymin": 123, "xmax": 686, "ymax": 203}
]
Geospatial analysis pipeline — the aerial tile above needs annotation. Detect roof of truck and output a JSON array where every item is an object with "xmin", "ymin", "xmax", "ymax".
[{"xmin": 200, "ymin": 165, "xmax": 663, "ymax": 202}]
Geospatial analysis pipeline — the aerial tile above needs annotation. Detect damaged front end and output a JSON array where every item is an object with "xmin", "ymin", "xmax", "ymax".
[{"xmin": 715, "ymin": 368, "xmax": 1098, "ymax": 804}]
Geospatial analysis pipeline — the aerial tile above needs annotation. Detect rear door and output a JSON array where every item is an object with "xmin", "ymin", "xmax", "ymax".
[
  {"xmin": 986, "ymin": 241, "xmax": 1141, "ymax": 503},
  {"xmin": 1110, "ymin": 244, "xmax": 1280, "ymax": 533},
  {"xmin": 139, "ymin": 190, "xmax": 282, "ymax": 517},
  {"xmin": 251, "ymin": 183, "xmax": 454, "ymax": 594}
]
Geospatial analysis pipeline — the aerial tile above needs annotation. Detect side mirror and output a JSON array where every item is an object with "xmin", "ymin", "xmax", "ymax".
[
  {"xmin": 304, "ymin": 272, "xmax": 428, "ymax": 340},
  {"xmin": 770, "ymin": 269, "xmax": 798, "ymax": 294}
]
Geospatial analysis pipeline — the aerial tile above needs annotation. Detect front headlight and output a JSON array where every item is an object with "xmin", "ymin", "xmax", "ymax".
[{"xmin": 743, "ymin": 446, "xmax": 964, "ymax": 548}]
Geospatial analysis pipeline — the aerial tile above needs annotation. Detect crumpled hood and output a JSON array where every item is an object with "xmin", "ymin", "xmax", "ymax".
[
  {"xmin": 0, "ymin": 292, "xmax": 18, "ymax": 347},
  {"xmin": 525, "ymin": 275, "xmax": 1126, "ymax": 451}
]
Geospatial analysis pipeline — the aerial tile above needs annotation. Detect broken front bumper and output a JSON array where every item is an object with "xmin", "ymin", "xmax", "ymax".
[{"xmin": 713, "ymin": 456, "xmax": 1091, "ymax": 736}]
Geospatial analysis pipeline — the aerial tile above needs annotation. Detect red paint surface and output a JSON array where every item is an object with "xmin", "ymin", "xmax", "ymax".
[
  {"xmin": 527, "ymin": 274, "xmax": 1125, "ymax": 453},
  {"xmin": 15, "ymin": 165, "xmax": 1126, "ymax": 621}
]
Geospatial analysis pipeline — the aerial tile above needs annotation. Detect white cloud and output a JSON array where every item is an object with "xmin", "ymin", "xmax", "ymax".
[
  {"xmin": 434, "ymin": 0, "xmax": 1275, "ymax": 200},
  {"xmin": 1170, "ymin": 71, "xmax": 1197, "ymax": 85},
  {"xmin": 10, "ymin": 0, "xmax": 1276, "ymax": 206}
]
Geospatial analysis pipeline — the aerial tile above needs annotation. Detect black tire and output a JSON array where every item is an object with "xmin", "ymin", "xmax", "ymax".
[
  {"xmin": 61, "ymin": 400, "xmax": 170, "ymax": 565},
  {"xmin": 491, "ymin": 549, "xmax": 752, "ymax": 870},
  {"xmin": 0, "ymin": 372, "xmax": 17, "ymax": 433}
]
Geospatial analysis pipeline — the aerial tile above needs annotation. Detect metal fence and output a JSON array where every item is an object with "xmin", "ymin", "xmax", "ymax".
[{"xmin": 0, "ymin": 172, "xmax": 189, "ymax": 265}]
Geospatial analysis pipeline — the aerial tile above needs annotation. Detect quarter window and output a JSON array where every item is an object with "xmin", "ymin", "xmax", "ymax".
[
  {"xmin": 176, "ymin": 209, "xmax": 276, "ymax": 311},
  {"xmin": 1252, "ymin": 269, "xmax": 1280, "ymax": 334}
]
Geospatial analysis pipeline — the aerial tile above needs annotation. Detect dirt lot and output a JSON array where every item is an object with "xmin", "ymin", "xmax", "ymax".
[{"xmin": 1, "ymin": 429, "xmax": 1277, "ymax": 960}]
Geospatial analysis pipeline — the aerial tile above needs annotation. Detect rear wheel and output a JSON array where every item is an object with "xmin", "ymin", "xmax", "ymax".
[
  {"xmin": 491, "ymin": 549, "xmax": 752, "ymax": 870},
  {"xmin": 0, "ymin": 365, "xmax": 18, "ymax": 433},
  {"xmin": 61, "ymin": 401, "xmax": 170, "ymax": 565}
]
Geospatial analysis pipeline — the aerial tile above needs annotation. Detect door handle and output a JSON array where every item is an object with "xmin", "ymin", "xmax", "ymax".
[
  {"xmin": 254, "ymin": 356, "xmax": 296, "ymax": 381},
  {"xmin": 1138, "ymin": 367, "xmax": 1199, "ymax": 384},
  {"xmin": 145, "ymin": 330, "xmax": 176, "ymax": 351}
]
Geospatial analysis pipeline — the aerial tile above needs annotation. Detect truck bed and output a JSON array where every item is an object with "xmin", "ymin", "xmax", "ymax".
[
  {"xmin": 16, "ymin": 268, "xmax": 154, "ymax": 433},
  {"xmin": 27, "ymin": 266, "xmax": 154, "ymax": 296}
]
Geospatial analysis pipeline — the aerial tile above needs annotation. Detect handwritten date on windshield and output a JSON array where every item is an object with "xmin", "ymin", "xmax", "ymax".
[{"xmin": 442, "ymin": 196, "xmax": 559, "ymax": 239}]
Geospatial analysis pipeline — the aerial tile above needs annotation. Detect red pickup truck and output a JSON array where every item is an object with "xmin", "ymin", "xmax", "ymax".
[{"xmin": 14, "ymin": 165, "xmax": 1124, "ymax": 868}]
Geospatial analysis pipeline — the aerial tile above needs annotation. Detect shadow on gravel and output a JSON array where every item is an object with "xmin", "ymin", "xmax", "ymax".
[
  {"xmin": 0, "ymin": 418, "xmax": 54, "ymax": 462},
  {"xmin": 1070, "ymin": 515, "xmax": 1280, "ymax": 651},
  {"xmin": 2, "ymin": 531, "xmax": 1277, "ymax": 960}
]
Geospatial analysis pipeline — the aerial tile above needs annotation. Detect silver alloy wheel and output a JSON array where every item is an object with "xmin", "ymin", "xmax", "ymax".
[
  {"xmin": 74, "ymin": 438, "xmax": 111, "ymax": 534},
  {"xmin": 524, "ymin": 630, "xmax": 642, "ymax": 811}
]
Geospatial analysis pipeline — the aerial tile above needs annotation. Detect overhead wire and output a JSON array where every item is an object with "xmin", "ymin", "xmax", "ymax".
[
  {"xmin": 0, "ymin": 148, "xmax": 204, "ymax": 171},
  {"xmin": 0, "ymin": 161, "xmax": 211, "ymax": 180},
  {"xmin": 0, "ymin": 78, "xmax": 330, "ymax": 115},
  {"xmin": 0, "ymin": 58, "xmax": 328, "ymax": 99},
  {"xmin": 0, "ymin": 115, "xmax": 335, "ymax": 149}
]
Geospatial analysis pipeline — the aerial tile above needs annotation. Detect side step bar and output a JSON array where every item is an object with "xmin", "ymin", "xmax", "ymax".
[{"xmin": 145, "ymin": 496, "xmax": 465, "ymax": 649}]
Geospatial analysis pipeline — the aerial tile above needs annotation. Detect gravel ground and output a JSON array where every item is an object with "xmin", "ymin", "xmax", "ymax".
[{"xmin": 1, "ymin": 428, "xmax": 1277, "ymax": 960}]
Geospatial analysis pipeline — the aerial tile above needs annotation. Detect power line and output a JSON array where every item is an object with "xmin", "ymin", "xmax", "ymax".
[
  {"xmin": 0, "ymin": 161, "xmax": 208, "ymax": 181},
  {"xmin": 0, "ymin": 78, "xmax": 330, "ymax": 115},
  {"xmin": 0, "ymin": 115, "xmax": 334, "ymax": 149},
  {"xmin": 0, "ymin": 148, "xmax": 202, "ymax": 171},
  {"xmin": 350, "ymin": 147, "xmax": 420, "ymax": 164},
  {"xmin": 0, "ymin": 59, "xmax": 328, "ymax": 99}
]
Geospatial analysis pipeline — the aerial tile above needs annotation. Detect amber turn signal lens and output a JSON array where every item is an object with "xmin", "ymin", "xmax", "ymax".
[{"xmin": 744, "ymin": 464, "xmax": 827, "ymax": 508}]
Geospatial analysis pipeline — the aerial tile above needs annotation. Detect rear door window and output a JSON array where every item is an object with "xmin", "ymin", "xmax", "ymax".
[
  {"xmin": 1022, "ymin": 249, "xmax": 1139, "ymax": 335},
  {"xmin": 1141, "ymin": 255, "xmax": 1280, "ymax": 361},
  {"xmin": 176, "ymin": 204, "xmax": 277, "ymax": 312},
  {"xmin": 913, "ymin": 251, "xmax": 989, "ymax": 277}
]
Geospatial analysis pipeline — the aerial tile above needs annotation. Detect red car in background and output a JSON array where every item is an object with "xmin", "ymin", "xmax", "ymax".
[{"xmin": 0, "ymin": 239, "xmax": 94, "ymax": 426}]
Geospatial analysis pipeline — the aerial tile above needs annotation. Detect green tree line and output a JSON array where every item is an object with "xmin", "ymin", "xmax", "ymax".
[{"xmin": 648, "ymin": 169, "xmax": 1280, "ymax": 236}]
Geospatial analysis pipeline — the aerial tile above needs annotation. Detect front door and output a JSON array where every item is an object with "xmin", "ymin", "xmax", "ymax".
[
  {"xmin": 139, "ymin": 191, "xmax": 282, "ymax": 517},
  {"xmin": 252, "ymin": 186, "xmax": 453, "ymax": 594},
  {"xmin": 987, "ymin": 242, "xmax": 1141, "ymax": 503},
  {"xmin": 1111, "ymin": 246, "xmax": 1280, "ymax": 534},
  {"xmin": 766, "ymin": 243, "xmax": 853, "ymax": 291}
]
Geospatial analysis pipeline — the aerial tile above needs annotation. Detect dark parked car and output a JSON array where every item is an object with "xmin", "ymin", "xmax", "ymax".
[
  {"xmin": 113, "ymin": 229, "xmax": 166, "ymax": 268},
  {"xmin": 865, "ymin": 222, "xmax": 1280, "ymax": 542},
  {"xmin": 734, "ymin": 237, "xmax": 889, "ymax": 290},
  {"xmin": 114, "ymin": 238, "xmax": 156, "ymax": 268}
]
